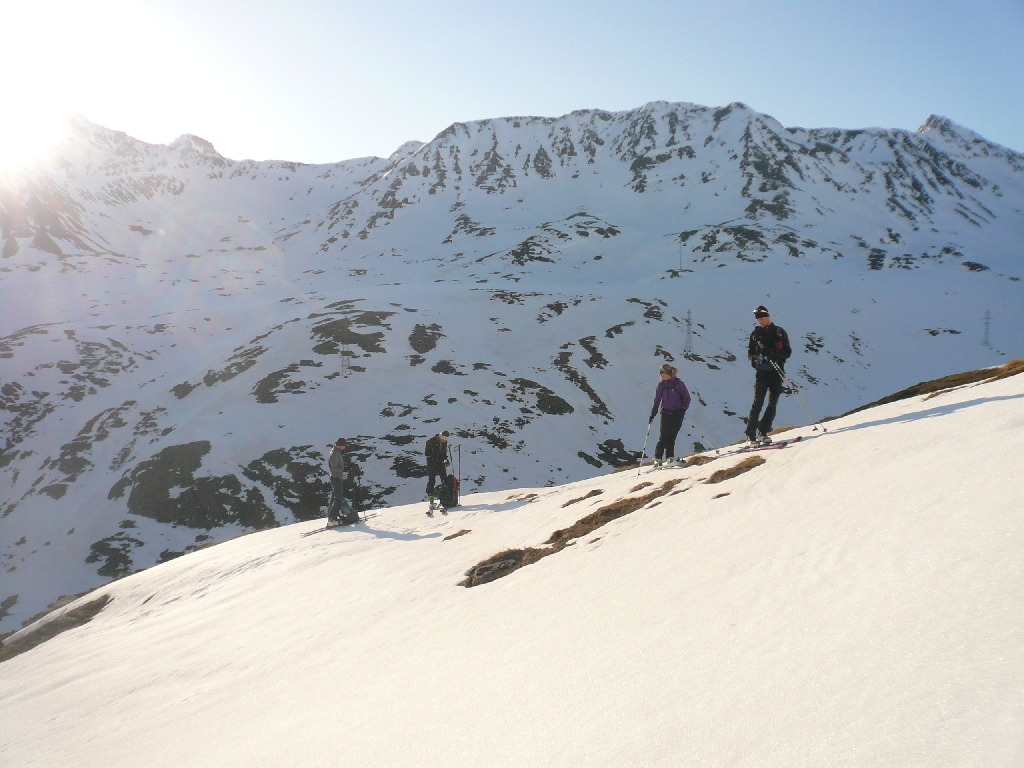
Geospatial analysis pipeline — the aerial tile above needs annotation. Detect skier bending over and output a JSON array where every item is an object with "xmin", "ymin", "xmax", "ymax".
[
  {"xmin": 745, "ymin": 305, "xmax": 792, "ymax": 446},
  {"xmin": 424, "ymin": 430, "xmax": 450, "ymax": 515},
  {"xmin": 649, "ymin": 363, "xmax": 691, "ymax": 466},
  {"xmin": 327, "ymin": 437, "xmax": 357, "ymax": 526}
]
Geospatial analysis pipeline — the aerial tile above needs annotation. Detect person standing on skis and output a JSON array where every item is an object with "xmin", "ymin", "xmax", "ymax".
[
  {"xmin": 424, "ymin": 430, "xmax": 450, "ymax": 514},
  {"xmin": 745, "ymin": 305, "xmax": 792, "ymax": 445},
  {"xmin": 326, "ymin": 437, "xmax": 356, "ymax": 525},
  {"xmin": 649, "ymin": 363, "xmax": 691, "ymax": 466}
]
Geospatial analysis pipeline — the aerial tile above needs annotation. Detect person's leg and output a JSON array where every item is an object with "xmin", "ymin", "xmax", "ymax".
[
  {"xmin": 426, "ymin": 470, "xmax": 438, "ymax": 499},
  {"xmin": 664, "ymin": 410, "xmax": 685, "ymax": 459},
  {"xmin": 654, "ymin": 412, "xmax": 671, "ymax": 460},
  {"xmin": 746, "ymin": 374, "xmax": 769, "ymax": 439},
  {"xmin": 327, "ymin": 476, "xmax": 343, "ymax": 522},
  {"xmin": 758, "ymin": 372, "xmax": 784, "ymax": 436}
]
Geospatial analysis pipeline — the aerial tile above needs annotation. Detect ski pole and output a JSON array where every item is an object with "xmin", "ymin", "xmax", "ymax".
[
  {"xmin": 637, "ymin": 419, "xmax": 653, "ymax": 479},
  {"xmin": 770, "ymin": 360, "xmax": 828, "ymax": 433},
  {"xmin": 689, "ymin": 421, "xmax": 719, "ymax": 455}
]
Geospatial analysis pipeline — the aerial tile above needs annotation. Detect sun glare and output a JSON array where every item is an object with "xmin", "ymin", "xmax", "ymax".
[
  {"xmin": 0, "ymin": 117, "xmax": 71, "ymax": 173},
  {"xmin": 0, "ymin": 1, "xmax": 226, "ymax": 172}
]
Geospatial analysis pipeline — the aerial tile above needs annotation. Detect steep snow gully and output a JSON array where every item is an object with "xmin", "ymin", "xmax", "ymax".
[{"xmin": 1, "ymin": 364, "xmax": 1022, "ymax": 766}]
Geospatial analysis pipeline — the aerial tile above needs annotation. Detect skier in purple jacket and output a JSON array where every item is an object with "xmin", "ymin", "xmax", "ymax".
[{"xmin": 649, "ymin": 363, "xmax": 691, "ymax": 465}]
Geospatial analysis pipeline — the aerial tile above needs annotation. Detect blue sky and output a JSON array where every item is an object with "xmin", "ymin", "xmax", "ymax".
[{"xmin": 3, "ymin": 0, "xmax": 1023, "ymax": 165}]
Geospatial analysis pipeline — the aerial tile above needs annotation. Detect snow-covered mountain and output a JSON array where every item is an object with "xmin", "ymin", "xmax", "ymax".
[
  {"xmin": 2, "ymin": 369, "xmax": 1022, "ymax": 766},
  {"xmin": 1, "ymin": 102, "xmax": 1023, "ymax": 633}
]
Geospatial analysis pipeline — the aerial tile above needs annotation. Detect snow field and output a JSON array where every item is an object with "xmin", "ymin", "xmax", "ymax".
[{"xmin": 2, "ymin": 371, "xmax": 1022, "ymax": 766}]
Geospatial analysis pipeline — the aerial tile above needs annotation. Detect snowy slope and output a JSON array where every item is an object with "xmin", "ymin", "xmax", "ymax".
[
  {"xmin": 2, "ymin": 370, "xmax": 1022, "ymax": 766},
  {"xmin": 1, "ymin": 102, "xmax": 1023, "ymax": 634}
]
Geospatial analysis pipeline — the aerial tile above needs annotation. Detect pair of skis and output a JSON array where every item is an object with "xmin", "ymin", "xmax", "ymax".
[{"xmin": 301, "ymin": 512, "xmax": 379, "ymax": 537}]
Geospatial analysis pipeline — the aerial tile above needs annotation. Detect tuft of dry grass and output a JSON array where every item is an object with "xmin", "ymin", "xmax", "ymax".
[
  {"xmin": 443, "ymin": 529, "xmax": 471, "ymax": 541},
  {"xmin": 841, "ymin": 359, "xmax": 1024, "ymax": 416},
  {"xmin": 630, "ymin": 482, "xmax": 653, "ymax": 492},
  {"xmin": 685, "ymin": 455, "xmax": 717, "ymax": 467},
  {"xmin": 0, "ymin": 595, "xmax": 111, "ymax": 663},
  {"xmin": 561, "ymin": 489, "xmax": 604, "ymax": 508},
  {"xmin": 460, "ymin": 479, "xmax": 683, "ymax": 587},
  {"xmin": 705, "ymin": 455, "xmax": 766, "ymax": 484},
  {"xmin": 505, "ymin": 492, "xmax": 539, "ymax": 502},
  {"xmin": 769, "ymin": 425, "xmax": 798, "ymax": 435},
  {"xmin": 612, "ymin": 460, "xmax": 655, "ymax": 474},
  {"xmin": 545, "ymin": 479, "xmax": 682, "ymax": 547}
]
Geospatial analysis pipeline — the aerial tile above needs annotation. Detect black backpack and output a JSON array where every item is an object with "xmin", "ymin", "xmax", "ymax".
[{"xmin": 439, "ymin": 474, "xmax": 460, "ymax": 509}]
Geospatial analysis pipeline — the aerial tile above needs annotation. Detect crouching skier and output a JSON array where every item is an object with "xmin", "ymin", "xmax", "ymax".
[
  {"xmin": 649, "ymin": 364, "xmax": 691, "ymax": 467},
  {"xmin": 326, "ymin": 438, "xmax": 358, "ymax": 526},
  {"xmin": 424, "ymin": 430, "xmax": 450, "ymax": 516}
]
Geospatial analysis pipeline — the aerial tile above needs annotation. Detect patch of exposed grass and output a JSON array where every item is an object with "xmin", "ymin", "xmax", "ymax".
[
  {"xmin": 460, "ymin": 479, "xmax": 682, "ymax": 587},
  {"xmin": 505, "ymin": 492, "xmax": 539, "ymax": 502},
  {"xmin": 841, "ymin": 360, "xmax": 1024, "ymax": 416},
  {"xmin": 685, "ymin": 455, "xmax": 717, "ymax": 467},
  {"xmin": 612, "ymin": 460, "xmax": 654, "ymax": 473},
  {"xmin": 0, "ymin": 595, "xmax": 111, "ymax": 663},
  {"xmin": 561, "ymin": 489, "xmax": 604, "ymax": 507},
  {"xmin": 705, "ymin": 455, "xmax": 766, "ymax": 484},
  {"xmin": 443, "ymin": 529, "xmax": 471, "ymax": 541},
  {"xmin": 629, "ymin": 482, "xmax": 653, "ymax": 492},
  {"xmin": 769, "ymin": 425, "xmax": 798, "ymax": 435}
]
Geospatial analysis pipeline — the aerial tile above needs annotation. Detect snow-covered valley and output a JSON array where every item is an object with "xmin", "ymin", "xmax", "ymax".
[
  {"xmin": 1, "ymin": 101, "xmax": 1023, "ymax": 634},
  {"xmin": 2, "ymin": 366, "xmax": 1022, "ymax": 766}
]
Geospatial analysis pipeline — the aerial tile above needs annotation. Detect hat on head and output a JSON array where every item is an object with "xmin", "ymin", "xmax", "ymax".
[
  {"xmin": 335, "ymin": 437, "xmax": 346, "ymax": 446},
  {"xmin": 753, "ymin": 305, "xmax": 770, "ymax": 318},
  {"xmin": 440, "ymin": 430, "xmax": 450, "ymax": 438},
  {"xmin": 659, "ymin": 363, "xmax": 675, "ymax": 376}
]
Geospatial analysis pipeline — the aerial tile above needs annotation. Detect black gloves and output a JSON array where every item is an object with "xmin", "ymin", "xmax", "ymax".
[{"xmin": 649, "ymin": 409, "xmax": 657, "ymax": 424}]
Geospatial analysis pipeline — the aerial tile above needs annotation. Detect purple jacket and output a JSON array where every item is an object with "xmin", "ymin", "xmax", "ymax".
[{"xmin": 652, "ymin": 376, "xmax": 691, "ymax": 416}]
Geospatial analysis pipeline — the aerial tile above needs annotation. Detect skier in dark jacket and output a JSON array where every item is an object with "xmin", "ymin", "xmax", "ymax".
[
  {"xmin": 326, "ymin": 437, "xmax": 356, "ymax": 525},
  {"xmin": 424, "ymin": 430, "xmax": 450, "ymax": 514},
  {"xmin": 745, "ymin": 305, "xmax": 792, "ymax": 445},
  {"xmin": 649, "ymin": 364, "xmax": 691, "ymax": 465}
]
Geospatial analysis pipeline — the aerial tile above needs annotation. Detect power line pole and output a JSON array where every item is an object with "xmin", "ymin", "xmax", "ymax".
[
  {"xmin": 983, "ymin": 310, "xmax": 991, "ymax": 347},
  {"xmin": 684, "ymin": 310, "xmax": 693, "ymax": 356}
]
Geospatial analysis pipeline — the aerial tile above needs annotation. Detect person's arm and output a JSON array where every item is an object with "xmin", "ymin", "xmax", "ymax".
[
  {"xmin": 650, "ymin": 384, "xmax": 663, "ymax": 422},
  {"xmin": 748, "ymin": 330, "xmax": 760, "ymax": 366},
  {"xmin": 779, "ymin": 328, "xmax": 792, "ymax": 362}
]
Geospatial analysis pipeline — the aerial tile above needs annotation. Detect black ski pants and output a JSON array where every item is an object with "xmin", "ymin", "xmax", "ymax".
[
  {"xmin": 328, "ymin": 476, "xmax": 354, "ymax": 523},
  {"xmin": 426, "ymin": 463, "xmax": 448, "ymax": 498},
  {"xmin": 747, "ymin": 369, "xmax": 784, "ymax": 439},
  {"xmin": 654, "ymin": 409, "xmax": 685, "ymax": 460}
]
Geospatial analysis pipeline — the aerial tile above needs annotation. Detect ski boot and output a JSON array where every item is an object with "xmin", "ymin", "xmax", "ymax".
[
  {"xmin": 426, "ymin": 496, "xmax": 436, "ymax": 517},
  {"xmin": 759, "ymin": 434, "xmax": 773, "ymax": 446}
]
